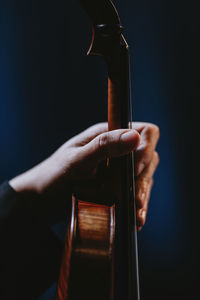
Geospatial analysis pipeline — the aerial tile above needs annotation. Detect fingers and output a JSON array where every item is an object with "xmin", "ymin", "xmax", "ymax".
[
  {"xmin": 135, "ymin": 151, "xmax": 159, "ymax": 230},
  {"xmin": 66, "ymin": 123, "xmax": 108, "ymax": 147},
  {"xmin": 81, "ymin": 129, "xmax": 140, "ymax": 164},
  {"xmin": 60, "ymin": 128, "xmax": 140, "ymax": 185},
  {"xmin": 137, "ymin": 178, "xmax": 154, "ymax": 232},
  {"xmin": 134, "ymin": 122, "xmax": 160, "ymax": 176},
  {"xmin": 133, "ymin": 122, "xmax": 160, "ymax": 231}
]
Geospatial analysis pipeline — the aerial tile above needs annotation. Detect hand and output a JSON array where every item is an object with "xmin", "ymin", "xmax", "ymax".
[{"xmin": 10, "ymin": 122, "xmax": 159, "ymax": 230}]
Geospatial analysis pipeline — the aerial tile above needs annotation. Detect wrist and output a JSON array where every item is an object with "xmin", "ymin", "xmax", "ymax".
[
  {"xmin": 9, "ymin": 170, "xmax": 38, "ymax": 195},
  {"xmin": 9, "ymin": 159, "xmax": 50, "ymax": 195},
  {"xmin": 9, "ymin": 156, "xmax": 70, "ymax": 196}
]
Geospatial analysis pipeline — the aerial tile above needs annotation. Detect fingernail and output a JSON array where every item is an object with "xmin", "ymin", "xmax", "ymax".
[
  {"xmin": 141, "ymin": 210, "xmax": 146, "ymax": 220},
  {"xmin": 141, "ymin": 191, "xmax": 146, "ymax": 202}
]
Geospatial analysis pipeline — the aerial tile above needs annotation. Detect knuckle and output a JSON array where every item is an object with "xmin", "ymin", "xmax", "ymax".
[
  {"xmin": 141, "ymin": 175, "xmax": 151, "ymax": 186},
  {"xmin": 138, "ymin": 145, "xmax": 152, "ymax": 164},
  {"xmin": 98, "ymin": 133, "xmax": 108, "ymax": 147},
  {"xmin": 138, "ymin": 174, "xmax": 152, "ymax": 190},
  {"xmin": 145, "ymin": 124, "xmax": 154, "ymax": 137},
  {"xmin": 151, "ymin": 124, "xmax": 160, "ymax": 138},
  {"xmin": 144, "ymin": 123, "xmax": 160, "ymax": 142},
  {"xmin": 148, "ymin": 124, "xmax": 160, "ymax": 137},
  {"xmin": 97, "ymin": 133, "xmax": 109, "ymax": 156}
]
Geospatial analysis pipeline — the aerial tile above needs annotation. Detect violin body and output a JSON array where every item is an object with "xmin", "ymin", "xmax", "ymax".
[
  {"xmin": 56, "ymin": 1, "xmax": 140, "ymax": 299},
  {"xmin": 57, "ymin": 197, "xmax": 115, "ymax": 300}
]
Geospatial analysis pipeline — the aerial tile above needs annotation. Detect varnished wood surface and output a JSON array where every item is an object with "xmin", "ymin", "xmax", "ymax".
[
  {"xmin": 56, "ymin": 196, "xmax": 115, "ymax": 300},
  {"xmin": 56, "ymin": 197, "xmax": 76, "ymax": 300}
]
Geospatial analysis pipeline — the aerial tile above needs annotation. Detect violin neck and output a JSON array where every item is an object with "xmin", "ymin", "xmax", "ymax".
[
  {"xmin": 106, "ymin": 36, "xmax": 140, "ymax": 300},
  {"xmin": 108, "ymin": 35, "xmax": 132, "ymax": 131}
]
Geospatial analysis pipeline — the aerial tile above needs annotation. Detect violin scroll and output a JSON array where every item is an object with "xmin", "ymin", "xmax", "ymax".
[{"xmin": 80, "ymin": 0, "xmax": 124, "ymax": 59}]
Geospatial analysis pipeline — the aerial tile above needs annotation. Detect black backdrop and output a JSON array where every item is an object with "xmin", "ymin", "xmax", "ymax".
[{"xmin": 0, "ymin": 0, "xmax": 199, "ymax": 299}]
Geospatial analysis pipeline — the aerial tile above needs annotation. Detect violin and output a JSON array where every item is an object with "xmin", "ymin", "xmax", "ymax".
[{"xmin": 56, "ymin": 1, "xmax": 140, "ymax": 299}]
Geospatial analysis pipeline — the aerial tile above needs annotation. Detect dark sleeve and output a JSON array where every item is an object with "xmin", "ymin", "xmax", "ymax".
[
  {"xmin": 0, "ymin": 181, "xmax": 71, "ymax": 226},
  {"xmin": 0, "ymin": 181, "xmax": 28, "ymax": 225},
  {"xmin": 0, "ymin": 182, "xmax": 68, "ymax": 300}
]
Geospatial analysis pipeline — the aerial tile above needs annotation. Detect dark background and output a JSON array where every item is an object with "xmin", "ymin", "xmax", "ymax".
[{"xmin": 0, "ymin": 0, "xmax": 199, "ymax": 299}]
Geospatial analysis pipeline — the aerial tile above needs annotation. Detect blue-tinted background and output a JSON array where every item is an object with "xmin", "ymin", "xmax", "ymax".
[{"xmin": 0, "ymin": 0, "xmax": 199, "ymax": 299}]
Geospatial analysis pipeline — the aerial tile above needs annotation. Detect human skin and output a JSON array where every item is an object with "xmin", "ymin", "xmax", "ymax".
[{"xmin": 10, "ymin": 122, "xmax": 160, "ymax": 230}]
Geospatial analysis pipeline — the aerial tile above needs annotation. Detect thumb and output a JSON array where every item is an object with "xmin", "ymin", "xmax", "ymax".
[{"xmin": 81, "ymin": 129, "xmax": 140, "ymax": 163}]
